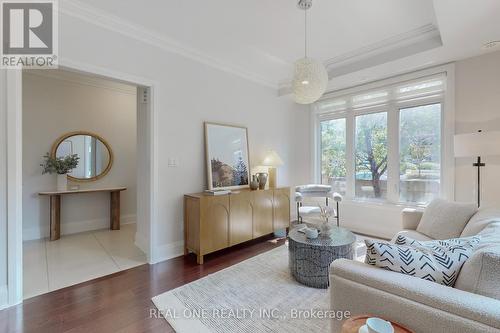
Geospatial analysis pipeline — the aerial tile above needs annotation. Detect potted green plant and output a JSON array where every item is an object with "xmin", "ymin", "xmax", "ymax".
[{"xmin": 40, "ymin": 153, "xmax": 80, "ymax": 190}]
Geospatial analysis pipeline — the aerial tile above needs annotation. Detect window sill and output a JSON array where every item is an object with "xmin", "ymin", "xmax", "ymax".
[{"xmin": 342, "ymin": 198, "xmax": 427, "ymax": 210}]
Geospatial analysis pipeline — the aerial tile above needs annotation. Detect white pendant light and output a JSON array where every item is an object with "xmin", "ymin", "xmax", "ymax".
[{"xmin": 292, "ymin": 0, "xmax": 328, "ymax": 105}]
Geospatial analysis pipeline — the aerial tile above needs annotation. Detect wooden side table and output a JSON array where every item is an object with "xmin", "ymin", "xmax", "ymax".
[{"xmin": 341, "ymin": 315, "xmax": 414, "ymax": 333}]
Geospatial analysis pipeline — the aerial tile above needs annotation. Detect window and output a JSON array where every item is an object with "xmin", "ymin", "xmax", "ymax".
[
  {"xmin": 316, "ymin": 73, "xmax": 447, "ymax": 205},
  {"xmin": 399, "ymin": 104, "xmax": 441, "ymax": 203},
  {"xmin": 355, "ymin": 112, "xmax": 388, "ymax": 200},
  {"xmin": 320, "ymin": 118, "xmax": 346, "ymax": 194}
]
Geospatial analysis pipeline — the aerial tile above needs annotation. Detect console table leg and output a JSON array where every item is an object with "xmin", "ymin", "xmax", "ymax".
[
  {"xmin": 197, "ymin": 254, "xmax": 204, "ymax": 265},
  {"xmin": 110, "ymin": 191, "xmax": 120, "ymax": 230},
  {"xmin": 49, "ymin": 195, "xmax": 61, "ymax": 241}
]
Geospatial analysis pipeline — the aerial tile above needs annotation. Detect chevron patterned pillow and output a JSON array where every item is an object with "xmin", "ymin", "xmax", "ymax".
[
  {"xmin": 394, "ymin": 235, "xmax": 481, "ymax": 248},
  {"xmin": 365, "ymin": 238, "xmax": 479, "ymax": 286}
]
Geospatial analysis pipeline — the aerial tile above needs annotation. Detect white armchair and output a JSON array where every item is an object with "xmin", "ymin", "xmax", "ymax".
[{"xmin": 295, "ymin": 184, "xmax": 342, "ymax": 226}]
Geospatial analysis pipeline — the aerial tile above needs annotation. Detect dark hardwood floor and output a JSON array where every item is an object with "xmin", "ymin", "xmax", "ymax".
[{"xmin": 0, "ymin": 235, "xmax": 286, "ymax": 333}]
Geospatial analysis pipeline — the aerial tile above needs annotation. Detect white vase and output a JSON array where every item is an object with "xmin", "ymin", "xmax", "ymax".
[{"xmin": 57, "ymin": 174, "xmax": 68, "ymax": 191}]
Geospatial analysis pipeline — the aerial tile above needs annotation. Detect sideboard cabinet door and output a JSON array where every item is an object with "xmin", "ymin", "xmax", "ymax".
[
  {"xmin": 252, "ymin": 190, "xmax": 274, "ymax": 238},
  {"xmin": 229, "ymin": 191, "xmax": 253, "ymax": 246},
  {"xmin": 273, "ymin": 188, "xmax": 291, "ymax": 231},
  {"xmin": 200, "ymin": 196, "xmax": 229, "ymax": 254}
]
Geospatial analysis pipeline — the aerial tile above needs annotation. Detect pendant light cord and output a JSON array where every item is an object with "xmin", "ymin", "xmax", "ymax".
[{"xmin": 304, "ymin": 8, "xmax": 308, "ymax": 58}]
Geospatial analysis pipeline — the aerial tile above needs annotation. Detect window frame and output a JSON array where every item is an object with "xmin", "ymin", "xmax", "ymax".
[{"xmin": 312, "ymin": 65, "xmax": 455, "ymax": 207}]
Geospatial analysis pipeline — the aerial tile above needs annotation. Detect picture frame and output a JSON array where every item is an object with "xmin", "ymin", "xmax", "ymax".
[{"xmin": 204, "ymin": 122, "xmax": 250, "ymax": 190}]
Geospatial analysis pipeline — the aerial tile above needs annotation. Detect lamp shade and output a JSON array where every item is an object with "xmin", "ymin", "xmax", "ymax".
[
  {"xmin": 262, "ymin": 150, "xmax": 284, "ymax": 167},
  {"xmin": 291, "ymin": 57, "xmax": 328, "ymax": 104},
  {"xmin": 454, "ymin": 131, "xmax": 500, "ymax": 157}
]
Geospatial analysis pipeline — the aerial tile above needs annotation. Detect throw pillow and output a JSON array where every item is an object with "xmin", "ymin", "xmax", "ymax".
[
  {"xmin": 394, "ymin": 234, "xmax": 481, "ymax": 248},
  {"xmin": 365, "ymin": 238, "xmax": 479, "ymax": 286},
  {"xmin": 416, "ymin": 198, "xmax": 477, "ymax": 239}
]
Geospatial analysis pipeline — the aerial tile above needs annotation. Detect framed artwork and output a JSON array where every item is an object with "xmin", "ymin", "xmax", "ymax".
[{"xmin": 204, "ymin": 122, "xmax": 250, "ymax": 190}]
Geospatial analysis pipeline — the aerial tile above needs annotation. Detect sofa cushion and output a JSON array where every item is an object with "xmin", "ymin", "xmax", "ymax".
[
  {"xmin": 454, "ymin": 245, "xmax": 500, "ymax": 301},
  {"xmin": 295, "ymin": 184, "xmax": 331, "ymax": 193},
  {"xmin": 454, "ymin": 221, "xmax": 500, "ymax": 300},
  {"xmin": 461, "ymin": 208, "xmax": 500, "ymax": 237},
  {"xmin": 417, "ymin": 199, "xmax": 477, "ymax": 239},
  {"xmin": 365, "ymin": 237, "xmax": 480, "ymax": 286},
  {"xmin": 391, "ymin": 230, "xmax": 433, "ymax": 243}
]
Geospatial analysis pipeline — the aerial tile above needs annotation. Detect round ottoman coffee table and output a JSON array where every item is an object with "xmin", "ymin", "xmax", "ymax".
[{"xmin": 288, "ymin": 226, "xmax": 356, "ymax": 288}]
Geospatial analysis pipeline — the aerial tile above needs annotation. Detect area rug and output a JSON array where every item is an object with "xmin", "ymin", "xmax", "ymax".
[{"xmin": 152, "ymin": 242, "xmax": 365, "ymax": 333}]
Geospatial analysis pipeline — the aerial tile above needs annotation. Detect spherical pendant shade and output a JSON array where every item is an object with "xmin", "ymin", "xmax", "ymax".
[{"xmin": 291, "ymin": 57, "xmax": 328, "ymax": 104}]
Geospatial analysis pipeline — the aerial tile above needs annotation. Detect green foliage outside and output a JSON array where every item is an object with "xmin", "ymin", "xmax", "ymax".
[
  {"xmin": 320, "ymin": 103, "xmax": 441, "ymax": 199},
  {"xmin": 400, "ymin": 104, "xmax": 441, "ymax": 180},
  {"xmin": 321, "ymin": 119, "xmax": 346, "ymax": 181}
]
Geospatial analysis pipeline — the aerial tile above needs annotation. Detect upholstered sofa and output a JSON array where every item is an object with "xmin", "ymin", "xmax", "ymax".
[{"xmin": 329, "ymin": 205, "xmax": 500, "ymax": 333}]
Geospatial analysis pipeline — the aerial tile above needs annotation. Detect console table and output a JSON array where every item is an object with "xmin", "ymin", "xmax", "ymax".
[
  {"xmin": 39, "ymin": 187, "xmax": 127, "ymax": 241},
  {"xmin": 184, "ymin": 187, "xmax": 291, "ymax": 264}
]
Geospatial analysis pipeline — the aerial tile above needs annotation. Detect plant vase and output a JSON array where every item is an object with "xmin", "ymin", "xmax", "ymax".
[
  {"xmin": 250, "ymin": 175, "xmax": 259, "ymax": 190},
  {"xmin": 256, "ymin": 172, "xmax": 268, "ymax": 190},
  {"xmin": 320, "ymin": 221, "xmax": 333, "ymax": 236},
  {"xmin": 57, "ymin": 174, "xmax": 68, "ymax": 191},
  {"xmin": 319, "ymin": 205, "xmax": 334, "ymax": 237}
]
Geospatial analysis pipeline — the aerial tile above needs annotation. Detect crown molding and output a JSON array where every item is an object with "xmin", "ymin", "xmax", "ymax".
[
  {"xmin": 59, "ymin": 0, "xmax": 278, "ymax": 89},
  {"xmin": 278, "ymin": 24, "xmax": 442, "ymax": 96},
  {"xmin": 325, "ymin": 24, "xmax": 440, "ymax": 68}
]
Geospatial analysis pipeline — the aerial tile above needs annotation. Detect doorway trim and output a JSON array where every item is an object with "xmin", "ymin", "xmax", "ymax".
[{"xmin": 6, "ymin": 57, "xmax": 160, "ymax": 306}]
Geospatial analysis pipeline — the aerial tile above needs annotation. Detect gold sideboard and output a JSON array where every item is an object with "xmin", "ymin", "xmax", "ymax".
[{"xmin": 184, "ymin": 187, "xmax": 291, "ymax": 264}]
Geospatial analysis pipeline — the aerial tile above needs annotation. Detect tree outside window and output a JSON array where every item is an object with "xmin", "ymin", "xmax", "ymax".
[{"xmin": 355, "ymin": 112, "xmax": 388, "ymax": 199}]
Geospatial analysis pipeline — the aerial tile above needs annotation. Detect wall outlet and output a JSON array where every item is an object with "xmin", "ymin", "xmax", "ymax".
[
  {"xmin": 140, "ymin": 88, "xmax": 148, "ymax": 104},
  {"xmin": 168, "ymin": 158, "xmax": 178, "ymax": 167}
]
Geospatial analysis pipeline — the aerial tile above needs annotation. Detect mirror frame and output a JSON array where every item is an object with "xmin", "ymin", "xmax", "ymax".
[{"xmin": 51, "ymin": 131, "xmax": 114, "ymax": 182}]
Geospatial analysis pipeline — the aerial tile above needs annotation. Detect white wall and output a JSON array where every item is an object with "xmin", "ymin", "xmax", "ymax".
[
  {"xmin": 301, "ymin": 196, "xmax": 404, "ymax": 240},
  {"xmin": 54, "ymin": 12, "xmax": 309, "ymax": 261},
  {"xmin": 0, "ymin": 8, "xmax": 309, "ymax": 305},
  {"xmin": 455, "ymin": 50, "xmax": 500, "ymax": 207},
  {"xmin": 22, "ymin": 70, "xmax": 137, "ymax": 240}
]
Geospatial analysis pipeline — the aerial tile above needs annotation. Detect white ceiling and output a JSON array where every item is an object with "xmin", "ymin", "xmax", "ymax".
[{"xmin": 70, "ymin": 0, "xmax": 500, "ymax": 92}]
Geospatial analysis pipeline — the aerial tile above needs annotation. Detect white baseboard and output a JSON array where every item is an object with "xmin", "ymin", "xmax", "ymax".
[
  {"xmin": 0, "ymin": 284, "xmax": 8, "ymax": 310},
  {"xmin": 152, "ymin": 240, "xmax": 184, "ymax": 264},
  {"xmin": 23, "ymin": 214, "xmax": 137, "ymax": 241}
]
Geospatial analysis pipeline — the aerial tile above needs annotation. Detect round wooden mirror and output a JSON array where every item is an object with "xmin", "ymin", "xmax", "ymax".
[{"xmin": 51, "ymin": 131, "xmax": 114, "ymax": 182}]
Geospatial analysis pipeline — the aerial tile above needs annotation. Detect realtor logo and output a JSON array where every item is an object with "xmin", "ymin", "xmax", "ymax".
[{"xmin": 1, "ymin": 0, "xmax": 58, "ymax": 68}]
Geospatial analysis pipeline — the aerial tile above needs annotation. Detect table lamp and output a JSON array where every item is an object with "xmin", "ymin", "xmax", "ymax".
[
  {"xmin": 454, "ymin": 130, "xmax": 500, "ymax": 207},
  {"xmin": 262, "ymin": 150, "xmax": 284, "ymax": 189}
]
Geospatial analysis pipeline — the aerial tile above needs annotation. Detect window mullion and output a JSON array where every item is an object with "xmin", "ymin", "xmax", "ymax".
[
  {"xmin": 345, "ymin": 112, "xmax": 355, "ymax": 199},
  {"xmin": 387, "ymin": 104, "xmax": 400, "ymax": 203}
]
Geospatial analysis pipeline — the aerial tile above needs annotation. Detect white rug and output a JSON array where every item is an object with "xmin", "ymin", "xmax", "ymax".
[{"xmin": 152, "ymin": 243, "xmax": 365, "ymax": 333}]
